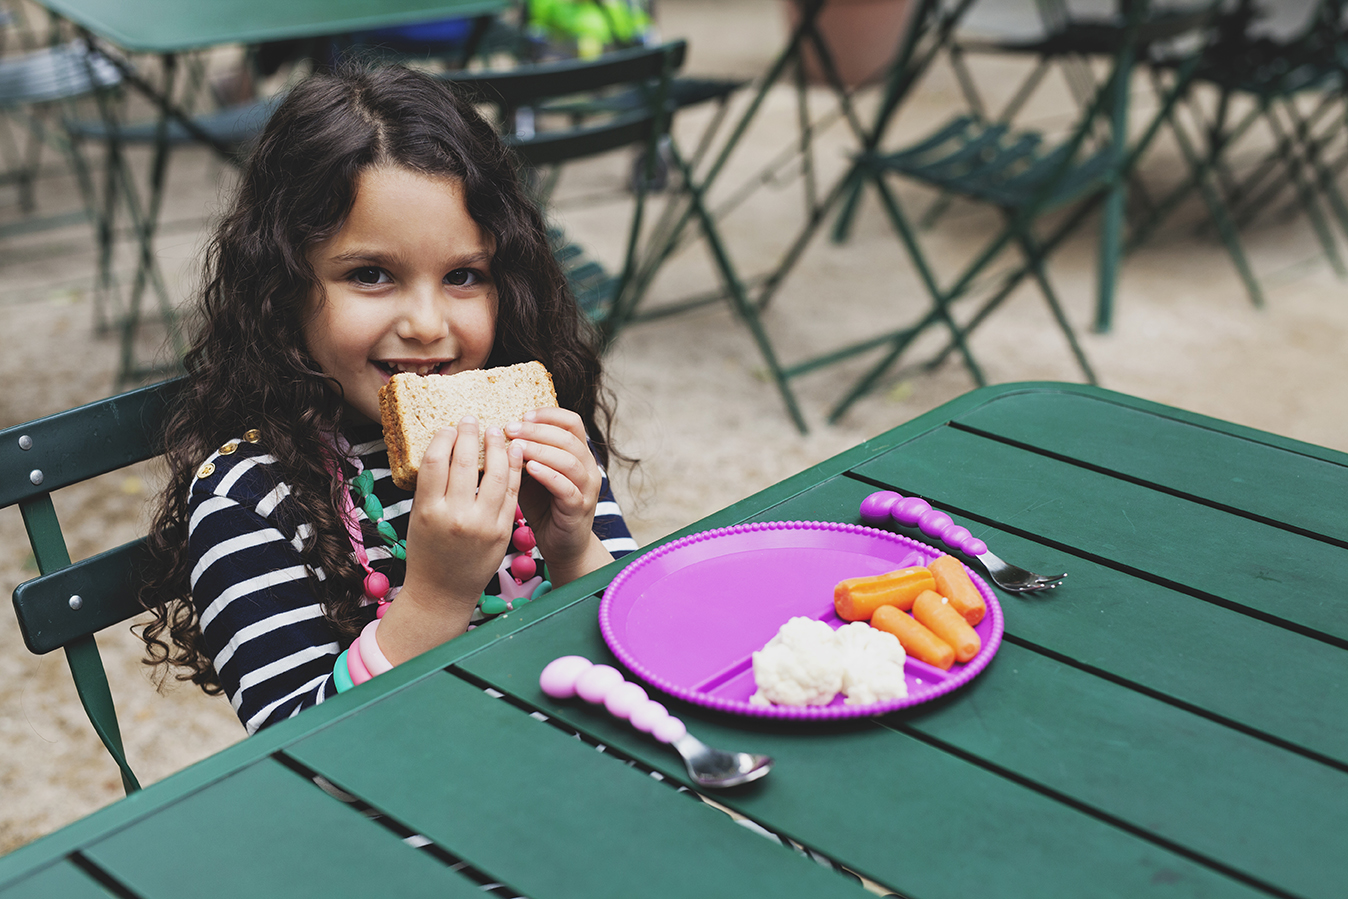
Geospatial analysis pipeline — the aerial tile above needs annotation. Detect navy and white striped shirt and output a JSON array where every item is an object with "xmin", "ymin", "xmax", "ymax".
[{"xmin": 187, "ymin": 424, "xmax": 637, "ymax": 734}]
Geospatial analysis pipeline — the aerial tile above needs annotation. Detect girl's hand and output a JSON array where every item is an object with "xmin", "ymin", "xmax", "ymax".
[
  {"xmin": 379, "ymin": 419, "xmax": 523, "ymax": 663},
  {"xmin": 506, "ymin": 408, "xmax": 614, "ymax": 586}
]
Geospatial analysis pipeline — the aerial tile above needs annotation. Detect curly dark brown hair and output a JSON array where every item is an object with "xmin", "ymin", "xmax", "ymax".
[{"xmin": 140, "ymin": 63, "xmax": 620, "ymax": 693}]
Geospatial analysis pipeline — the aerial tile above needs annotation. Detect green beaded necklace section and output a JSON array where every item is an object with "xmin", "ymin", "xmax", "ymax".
[
  {"xmin": 348, "ymin": 468, "xmax": 549, "ymax": 618},
  {"xmin": 350, "ymin": 470, "xmax": 406, "ymax": 560}
]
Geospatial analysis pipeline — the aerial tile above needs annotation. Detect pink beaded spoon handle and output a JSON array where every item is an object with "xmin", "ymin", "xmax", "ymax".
[
  {"xmin": 860, "ymin": 490, "xmax": 1065, "ymax": 592},
  {"xmin": 540, "ymin": 656, "xmax": 773, "ymax": 788}
]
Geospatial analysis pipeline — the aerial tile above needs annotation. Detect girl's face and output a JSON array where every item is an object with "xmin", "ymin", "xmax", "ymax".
[{"xmin": 304, "ymin": 166, "xmax": 498, "ymax": 424}]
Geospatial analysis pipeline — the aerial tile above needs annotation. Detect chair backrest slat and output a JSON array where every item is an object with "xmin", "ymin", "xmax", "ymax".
[
  {"xmin": 14, "ymin": 537, "xmax": 151, "ymax": 655},
  {"xmin": 0, "ymin": 379, "xmax": 180, "ymax": 508},
  {"xmin": 508, "ymin": 107, "xmax": 658, "ymax": 167},
  {"xmin": 444, "ymin": 40, "xmax": 686, "ymax": 108}
]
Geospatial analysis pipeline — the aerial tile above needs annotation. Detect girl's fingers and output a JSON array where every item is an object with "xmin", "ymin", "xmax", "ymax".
[
  {"xmin": 417, "ymin": 426, "xmax": 457, "ymax": 498},
  {"xmin": 511, "ymin": 439, "xmax": 586, "ymax": 483},
  {"xmin": 524, "ymin": 457, "xmax": 584, "ymax": 504},
  {"xmin": 506, "ymin": 410, "xmax": 588, "ymax": 454},
  {"xmin": 478, "ymin": 426, "xmax": 524, "ymax": 513},
  {"xmin": 445, "ymin": 417, "xmax": 482, "ymax": 502}
]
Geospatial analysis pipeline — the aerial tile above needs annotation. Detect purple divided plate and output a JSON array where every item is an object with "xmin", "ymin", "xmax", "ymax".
[{"xmin": 598, "ymin": 521, "xmax": 1004, "ymax": 720}]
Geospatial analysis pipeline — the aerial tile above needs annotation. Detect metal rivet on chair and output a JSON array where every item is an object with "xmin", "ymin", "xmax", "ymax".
[
  {"xmin": 18, "ymin": 435, "xmax": 32, "ymax": 450},
  {"xmin": 68, "ymin": 595, "xmax": 83, "ymax": 611},
  {"xmin": 29, "ymin": 469, "xmax": 44, "ymax": 486}
]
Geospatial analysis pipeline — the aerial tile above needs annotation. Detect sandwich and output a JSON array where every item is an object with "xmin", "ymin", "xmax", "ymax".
[{"xmin": 379, "ymin": 360, "xmax": 558, "ymax": 490}]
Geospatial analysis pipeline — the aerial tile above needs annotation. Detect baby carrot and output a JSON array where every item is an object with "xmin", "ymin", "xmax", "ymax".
[
  {"xmin": 834, "ymin": 566, "xmax": 937, "ymax": 621},
  {"xmin": 927, "ymin": 555, "xmax": 986, "ymax": 626},
  {"xmin": 912, "ymin": 590, "xmax": 981, "ymax": 663},
  {"xmin": 871, "ymin": 604, "xmax": 955, "ymax": 670}
]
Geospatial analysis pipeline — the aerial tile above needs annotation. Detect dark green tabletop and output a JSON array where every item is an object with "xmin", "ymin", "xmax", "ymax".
[
  {"xmin": 2, "ymin": 383, "xmax": 1344, "ymax": 898},
  {"xmin": 36, "ymin": 0, "xmax": 507, "ymax": 53}
]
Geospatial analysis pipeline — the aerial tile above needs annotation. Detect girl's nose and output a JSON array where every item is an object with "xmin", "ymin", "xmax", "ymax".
[{"xmin": 397, "ymin": 286, "xmax": 450, "ymax": 343}]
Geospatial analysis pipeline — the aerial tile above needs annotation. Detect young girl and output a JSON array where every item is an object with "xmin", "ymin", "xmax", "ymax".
[{"xmin": 140, "ymin": 63, "xmax": 637, "ymax": 734}]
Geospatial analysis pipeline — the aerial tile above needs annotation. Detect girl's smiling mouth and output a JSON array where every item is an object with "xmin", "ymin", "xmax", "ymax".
[{"xmin": 375, "ymin": 360, "xmax": 452, "ymax": 377}]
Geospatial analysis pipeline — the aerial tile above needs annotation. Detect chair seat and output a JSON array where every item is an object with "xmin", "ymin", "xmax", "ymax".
[
  {"xmin": 0, "ymin": 42, "xmax": 120, "ymax": 107},
  {"xmin": 64, "ymin": 95, "xmax": 282, "ymax": 148},
  {"xmin": 539, "ymin": 75, "xmax": 743, "ymax": 117},
  {"xmin": 548, "ymin": 227, "xmax": 618, "ymax": 321},
  {"xmin": 867, "ymin": 115, "xmax": 1114, "ymax": 211}
]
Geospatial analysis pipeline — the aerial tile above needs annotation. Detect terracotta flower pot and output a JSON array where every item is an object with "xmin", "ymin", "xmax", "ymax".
[{"xmin": 783, "ymin": 0, "xmax": 914, "ymax": 88}]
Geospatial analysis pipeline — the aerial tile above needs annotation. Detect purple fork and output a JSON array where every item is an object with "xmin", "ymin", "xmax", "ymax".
[{"xmin": 860, "ymin": 491, "xmax": 1065, "ymax": 592}]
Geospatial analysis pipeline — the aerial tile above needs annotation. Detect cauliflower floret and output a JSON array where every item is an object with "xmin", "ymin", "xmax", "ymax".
[
  {"xmin": 749, "ymin": 617, "xmax": 845, "ymax": 707},
  {"xmin": 835, "ymin": 622, "xmax": 908, "ymax": 705}
]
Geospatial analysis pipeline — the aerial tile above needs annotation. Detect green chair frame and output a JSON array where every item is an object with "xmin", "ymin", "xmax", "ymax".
[
  {"xmin": 441, "ymin": 41, "xmax": 684, "ymax": 327},
  {"xmin": 938, "ymin": 0, "xmax": 1214, "ymax": 233},
  {"xmin": 440, "ymin": 41, "xmax": 809, "ymax": 431},
  {"xmin": 1133, "ymin": 0, "xmax": 1348, "ymax": 285},
  {"xmin": 0, "ymin": 40, "xmax": 119, "ymax": 264},
  {"xmin": 810, "ymin": 0, "xmax": 1215, "ymax": 422},
  {"xmin": 3, "ymin": 378, "xmax": 185, "ymax": 796}
]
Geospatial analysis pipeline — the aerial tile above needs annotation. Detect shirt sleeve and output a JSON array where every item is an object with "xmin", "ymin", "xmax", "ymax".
[
  {"xmin": 593, "ymin": 464, "xmax": 638, "ymax": 559},
  {"xmin": 188, "ymin": 492, "xmax": 341, "ymax": 734}
]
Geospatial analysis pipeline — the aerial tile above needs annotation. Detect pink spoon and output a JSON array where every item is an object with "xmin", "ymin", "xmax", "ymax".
[{"xmin": 540, "ymin": 656, "xmax": 773, "ymax": 788}]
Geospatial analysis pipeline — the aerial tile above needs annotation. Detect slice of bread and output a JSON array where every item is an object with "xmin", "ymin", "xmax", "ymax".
[{"xmin": 378, "ymin": 361, "xmax": 558, "ymax": 490}]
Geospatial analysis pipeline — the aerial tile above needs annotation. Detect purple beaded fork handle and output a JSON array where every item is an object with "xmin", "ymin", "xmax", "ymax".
[
  {"xmin": 859, "ymin": 491, "xmax": 1065, "ymax": 592},
  {"xmin": 540, "ymin": 657, "xmax": 773, "ymax": 788}
]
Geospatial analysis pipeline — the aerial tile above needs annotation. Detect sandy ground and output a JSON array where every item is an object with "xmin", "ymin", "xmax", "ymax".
[{"xmin": 2, "ymin": 0, "xmax": 1346, "ymax": 854}]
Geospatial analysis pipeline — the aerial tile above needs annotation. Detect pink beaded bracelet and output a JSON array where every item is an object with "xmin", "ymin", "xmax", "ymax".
[
  {"xmin": 358, "ymin": 618, "xmax": 393, "ymax": 676},
  {"xmin": 346, "ymin": 637, "xmax": 372, "ymax": 685}
]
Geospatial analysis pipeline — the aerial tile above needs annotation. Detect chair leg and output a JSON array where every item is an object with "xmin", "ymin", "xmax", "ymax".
[
  {"xmin": 1245, "ymin": 101, "xmax": 1345, "ymax": 275},
  {"xmin": 869, "ymin": 171, "xmax": 987, "ymax": 382},
  {"xmin": 662, "ymin": 141, "xmax": 810, "ymax": 434},
  {"xmin": 1134, "ymin": 69, "xmax": 1265, "ymax": 308},
  {"xmin": 1093, "ymin": 40, "xmax": 1133, "ymax": 334},
  {"xmin": 66, "ymin": 637, "xmax": 142, "ymax": 795},
  {"xmin": 1013, "ymin": 225, "xmax": 1097, "ymax": 384}
]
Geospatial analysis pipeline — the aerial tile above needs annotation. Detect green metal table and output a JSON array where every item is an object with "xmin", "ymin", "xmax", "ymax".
[{"xmin": 2, "ymin": 382, "xmax": 1344, "ymax": 898}]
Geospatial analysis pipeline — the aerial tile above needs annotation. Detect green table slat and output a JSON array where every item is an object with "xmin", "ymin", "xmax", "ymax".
[
  {"xmin": 454, "ymin": 598, "xmax": 1274, "ymax": 899},
  {"xmin": 0, "ymin": 861, "xmax": 117, "ymax": 898},
  {"xmin": 758, "ymin": 476, "xmax": 1348, "ymax": 765},
  {"xmin": 952, "ymin": 390, "xmax": 1348, "ymax": 542},
  {"xmin": 899, "ymin": 642, "xmax": 1348, "ymax": 899},
  {"xmin": 82, "ymin": 758, "xmax": 482, "ymax": 899},
  {"xmin": 285, "ymin": 672, "xmax": 861, "ymax": 899},
  {"xmin": 852, "ymin": 426, "xmax": 1348, "ymax": 641}
]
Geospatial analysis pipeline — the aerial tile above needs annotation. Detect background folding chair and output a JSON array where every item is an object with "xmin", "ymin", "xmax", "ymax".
[
  {"xmin": 812, "ymin": 0, "xmax": 1215, "ymax": 422},
  {"xmin": 1135, "ymin": 0, "xmax": 1348, "ymax": 291},
  {"xmin": 441, "ymin": 42, "xmax": 681, "ymax": 323},
  {"xmin": 63, "ymin": 86, "xmax": 280, "ymax": 386},
  {"xmin": 440, "ymin": 41, "xmax": 809, "ymax": 431},
  {"xmin": 0, "ymin": 40, "xmax": 117, "ymax": 237},
  {"xmin": 2, "ymin": 378, "xmax": 184, "ymax": 796}
]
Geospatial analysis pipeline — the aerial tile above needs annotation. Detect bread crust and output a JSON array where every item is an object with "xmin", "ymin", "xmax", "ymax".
[{"xmin": 378, "ymin": 361, "xmax": 558, "ymax": 490}]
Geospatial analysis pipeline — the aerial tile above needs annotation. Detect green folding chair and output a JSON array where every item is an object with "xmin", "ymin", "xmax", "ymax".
[
  {"xmin": 1135, "ymin": 0, "xmax": 1348, "ymax": 286},
  {"xmin": 937, "ymin": 0, "xmax": 1214, "ymax": 232},
  {"xmin": 2, "ymin": 378, "xmax": 184, "ymax": 796},
  {"xmin": 439, "ymin": 42, "xmax": 808, "ymax": 430},
  {"xmin": 64, "ymin": 88, "xmax": 280, "ymax": 386},
  {"xmin": 441, "ymin": 42, "xmax": 680, "ymax": 321},
  {"xmin": 811, "ymin": 0, "xmax": 1215, "ymax": 422},
  {"xmin": 0, "ymin": 41, "xmax": 119, "ymax": 252}
]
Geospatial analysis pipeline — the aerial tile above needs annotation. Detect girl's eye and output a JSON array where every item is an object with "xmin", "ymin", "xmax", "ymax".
[
  {"xmin": 445, "ymin": 268, "xmax": 485, "ymax": 287},
  {"xmin": 350, "ymin": 267, "xmax": 391, "ymax": 285}
]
